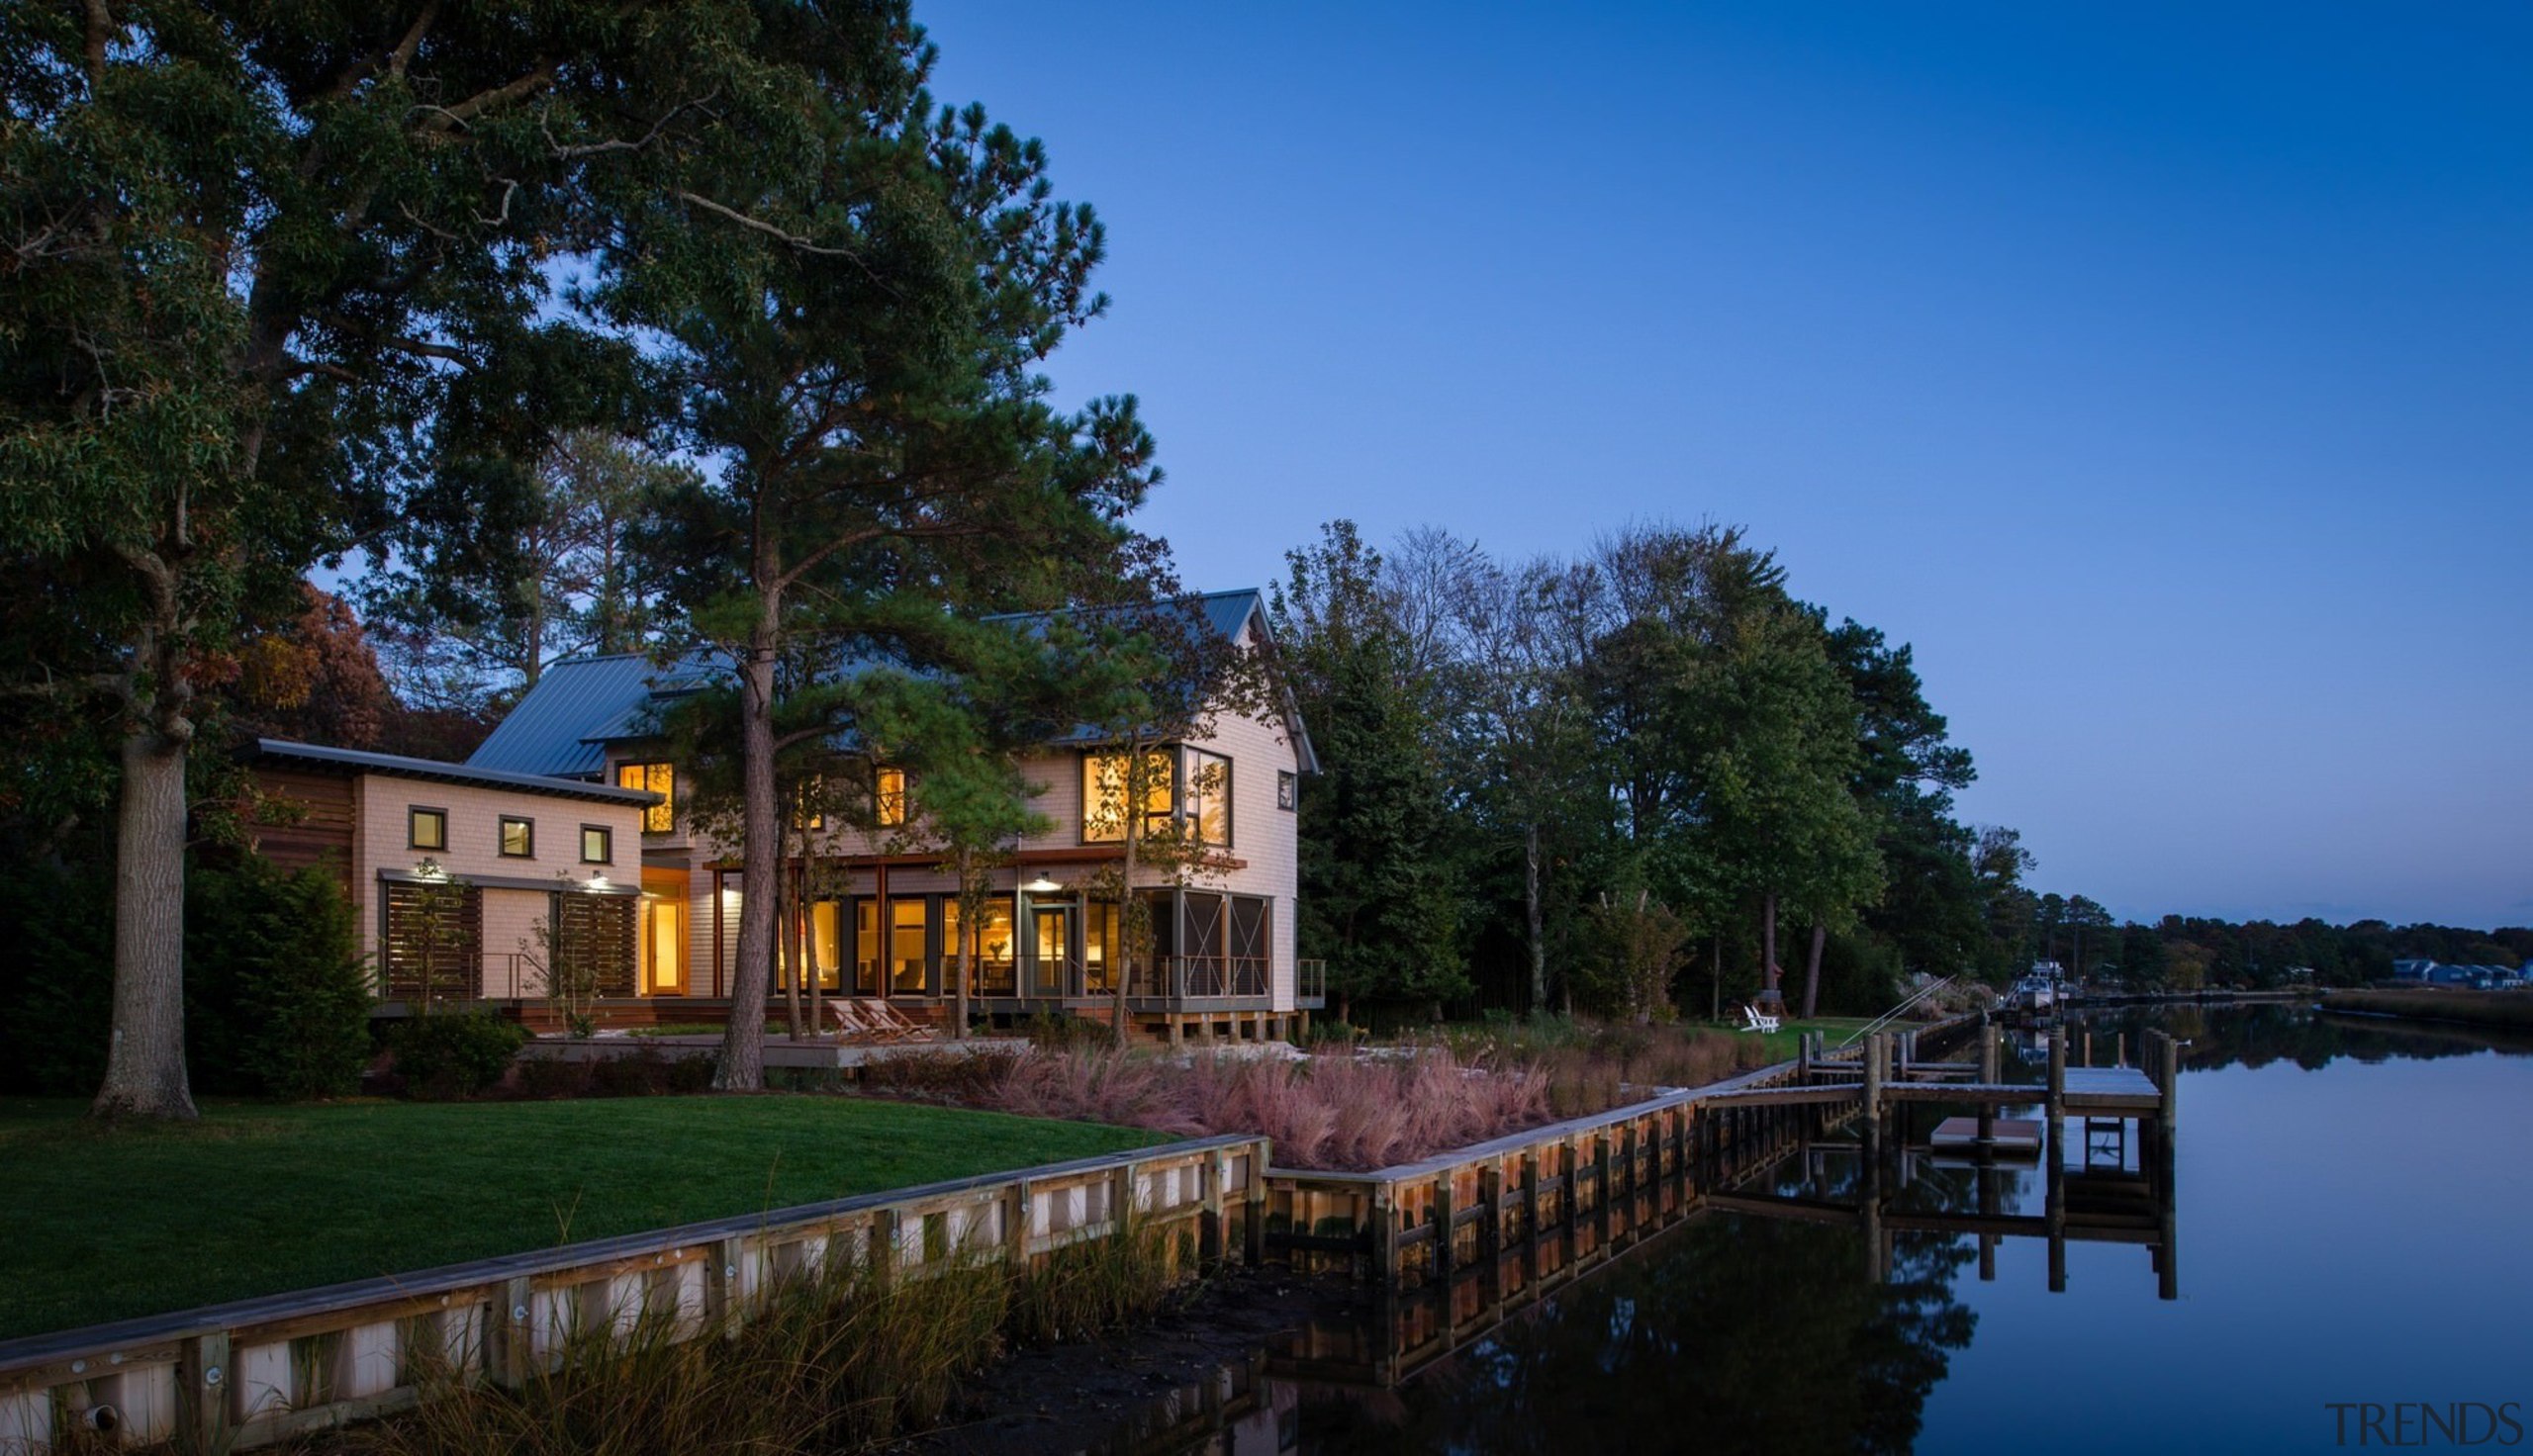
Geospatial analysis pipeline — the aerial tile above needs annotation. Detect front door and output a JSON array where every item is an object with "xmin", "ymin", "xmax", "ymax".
[{"xmin": 1032, "ymin": 905, "xmax": 1075, "ymax": 998}]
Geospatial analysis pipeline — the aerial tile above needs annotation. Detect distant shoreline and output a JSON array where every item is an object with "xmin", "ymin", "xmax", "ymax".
[{"xmin": 2318, "ymin": 987, "xmax": 2533, "ymax": 1034}]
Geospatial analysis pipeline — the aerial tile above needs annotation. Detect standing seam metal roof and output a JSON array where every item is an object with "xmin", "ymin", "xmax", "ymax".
[{"xmin": 465, "ymin": 592, "xmax": 1315, "ymax": 779}]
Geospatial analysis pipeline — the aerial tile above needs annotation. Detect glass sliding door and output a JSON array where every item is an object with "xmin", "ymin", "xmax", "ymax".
[
  {"xmin": 1031, "ymin": 904, "xmax": 1075, "ymax": 998},
  {"xmin": 889, "ymin": 898, "xmax": 929, "ymax": 994},
  {"xmin": 853, "ymin": 899, "xmax": 880, "ymax": 994}
]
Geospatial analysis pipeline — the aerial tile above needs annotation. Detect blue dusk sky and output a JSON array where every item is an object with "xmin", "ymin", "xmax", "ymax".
[{"xmin": 917, "ymin": 2, "xmax": 2531, "ymax": 930}]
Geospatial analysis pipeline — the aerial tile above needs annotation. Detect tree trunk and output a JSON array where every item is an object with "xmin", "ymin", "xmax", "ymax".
[
  {"xmin": 1757, "ymin": 890, "xmax": 1782, "ymax": 1007},
  {"xmin": 1112, "ymin": 811, "xmax": 1139, "ymax": 1045},
  {"xmin": 714, "ymin": 614, "xmax": 780, "ymax": 1091},
  {"xmin": 1801, "ymin": 919, "xmax": 1827, "ymax": 1020},
  {"xmin": 93, "ymin": 726, "xmax": 198, "ymax": 1120},
  {"xmin": 1524, "ymin": 822, "xmax": 1547, "ymax": 1016}
]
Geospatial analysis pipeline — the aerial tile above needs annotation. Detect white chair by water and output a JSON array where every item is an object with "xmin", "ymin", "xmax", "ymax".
[{"xmin": 1739, "ymin": 1003, "xmax": 1783, "ymax": 1035}]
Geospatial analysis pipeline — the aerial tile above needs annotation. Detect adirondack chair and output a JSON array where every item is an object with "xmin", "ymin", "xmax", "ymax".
[
  {"xmin": 1739, "ymin": 1003, "xmax": 1783, "ymax": 1035},
  {"xmin": 823, "ymin": 999, "xmax": 878, "ymax": 1041},
  {"xmin": 853, "ymin": 999, "xmax": 938, "ymax": 1042}
]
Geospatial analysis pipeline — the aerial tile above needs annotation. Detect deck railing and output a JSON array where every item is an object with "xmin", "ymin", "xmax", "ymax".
[
  {"xmin": 0, "ymin": 1135, "xmax": 1268, "ymax": 1455},
  {"xmin": 1126, "ymin": 956, "xmax": 1269, "ymax": 1002}
]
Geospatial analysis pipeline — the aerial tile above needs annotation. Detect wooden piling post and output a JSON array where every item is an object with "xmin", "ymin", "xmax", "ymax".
[
  {"xmin": 1371, "ymin": 1183, "xmax": 1398, "ymax": 1286},
  {"xmin": 2045, "ymin": 1031, "xmax": 2067, "ymax": 1294},
  {"xmin": 181, "ymin": 1330, "xmax": 231, "ymax": 1450},
  {"xmin": 1432, "ymin": 1175, "xmax": 1455, "ymax": 1283},
  {"xmin": 2155, "ymin": 1030, "xmax": 2179, "ymax": 1139},
  {"xmin": 1862, "ymin": 1032, "xmax": 1885, "ymax": 1134}
]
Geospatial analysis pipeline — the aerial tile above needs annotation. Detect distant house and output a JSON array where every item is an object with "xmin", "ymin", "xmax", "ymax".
[{"xmin": 2403, "ymin": 960, "xmax": 2527, "ymax": 990}]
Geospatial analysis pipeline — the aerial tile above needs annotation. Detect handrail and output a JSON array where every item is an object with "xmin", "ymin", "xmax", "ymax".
[{"xmin": 1834, "ymin": 975, "xmax": 1956, "ymax": 1049}]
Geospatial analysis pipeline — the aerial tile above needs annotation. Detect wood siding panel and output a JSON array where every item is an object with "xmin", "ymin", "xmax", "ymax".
[{"xmin": 251, "ymin": 769, "xmax": 357, "ymax": 890}]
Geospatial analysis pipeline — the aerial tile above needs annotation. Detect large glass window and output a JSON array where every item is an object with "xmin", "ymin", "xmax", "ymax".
[
  {"xmin": 854, "ymin": 899, "xmax": 880, "ymax": 994},
  {"xmin": 809, "ymin": 899, "xmax": 842, "ymax": 992},
  {"xmin": 1081, "ymin": 751, "xmax": 1174, "ymax": 843},
  {"xmin": 1185, "ymin": 750, "xmax": 1231, "ymax": 848},
  {"xmin": 1084, "ymin": 900, "xmax": 1120, "ymax": 993},
  {"xmin": 616, "ymin": 762, "xmax": 675, "ymax": 834},
  {"xmin": 890, "ymin": 898, "xmax": 928, "ymax": 993},
  {"xmin": 945, "ymin": 897, "xmax": 1017, "ymax": 996}
]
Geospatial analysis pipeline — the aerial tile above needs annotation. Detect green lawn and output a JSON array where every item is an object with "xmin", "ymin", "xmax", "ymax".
[
  {"xmin": 1728, "ymin": 1016, "xmax": 1878, "ymax": 1063},
  {"xmin": 0, "ymin": 1095, "xmax": 1163, "ymax": 1341}
]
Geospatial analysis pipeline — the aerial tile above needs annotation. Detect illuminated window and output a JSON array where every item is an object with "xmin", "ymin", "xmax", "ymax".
[
  {"xmin": 1185, "ymin": 750, "xmax": 1231, "ymax": 848},
  {"xmin": 891, "ymin": 898, "xmax": 928, "ymax": 993},
  {"xmin": 1080, "ymin": 751, "xmax": 1174, "ymax": 843},
  {"xmin": 408, "ymin": 807, "xmax": 446, "ymax": 851},
  {"xmin": 874, "ymin": 767, "xmax": 908, "ymax": 828},
  {"xmin": 499, "ymin": 815, "xmax": 534, "ymax": 859},
  {"xmin": 616, "ymin": 762, "xmax": 675, "ymax": 834},
  {"xmin": 580, "ymin": 826, "xmax": 612, "ymax": 864},
  {"xmin": 1277, "ymin": 771, "xmax": 1297, "ymax": 811}
]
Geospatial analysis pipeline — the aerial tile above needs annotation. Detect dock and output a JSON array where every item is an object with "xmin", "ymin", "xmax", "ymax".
[{"xmin": 1694, "ymin": 1021, "xmax": 2181, "ymax": 1300}]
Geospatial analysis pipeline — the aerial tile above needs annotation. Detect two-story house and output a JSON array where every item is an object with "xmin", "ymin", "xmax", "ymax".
[{"xmin": 460, "ymin": 589, "xmax": 1323, "ymax": 1042}]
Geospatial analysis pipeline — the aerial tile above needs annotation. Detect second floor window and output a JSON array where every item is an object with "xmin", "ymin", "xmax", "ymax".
[
  {"xmin": 1081, "ymin": 750, "xmax": 1174, "ymax": 843},
  {"xmin": 499, "ymin": 816, "xmax": 534, "ymax": 859},
  {"xmin": 409, "ymin": 806, "xmax": 446, "ymax": 851},
  {"xmin": 874, "ymin": 767, "xmax": 908, "ymax": 828},
  {"xmin": 1185, "ymin": 750, "xmax": 1231, "ymax": 848},
  {"xmin": 616, "ymin": 762, "xmax": 675, "ymax": 834}
]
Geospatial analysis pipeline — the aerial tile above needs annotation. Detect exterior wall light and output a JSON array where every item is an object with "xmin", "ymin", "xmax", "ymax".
[{"xmin": 1021, "ymin": 874, "xmax": 1062, "ymax": 894}]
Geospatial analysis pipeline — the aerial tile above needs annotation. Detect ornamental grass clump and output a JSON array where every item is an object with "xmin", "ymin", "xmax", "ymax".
[
  {"xmin": 343, "ymin": 1256, "xmax": 1007, "ymax": 1456},
  {"xmin": 337, "ymin": 1220, "xmax": 1186, "ymax": 1456}
]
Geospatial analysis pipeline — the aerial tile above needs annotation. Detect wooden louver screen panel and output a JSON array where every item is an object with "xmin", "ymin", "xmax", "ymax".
[
  {"xmin": 380, "ymin": 881, "xmax": 484, "ymax": 1001},
  {"xmin": 554, "ymin": 892, "xmax": 639, "ymax": 998}
]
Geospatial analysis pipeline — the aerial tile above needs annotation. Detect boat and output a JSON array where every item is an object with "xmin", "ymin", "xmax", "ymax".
[{"xmin": 2012, "ymin": 962, "xmax": 2064, "ymax": 1013}]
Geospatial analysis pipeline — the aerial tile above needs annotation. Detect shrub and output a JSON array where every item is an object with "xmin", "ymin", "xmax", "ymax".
[
  {"xmin": 0, "ymin": 854, "xmax": 374, "ymax": 1100},
  {"xmin": 390, "ymin": 1010, "xmax": 528, "ymax": 1099},
  {"xmin": 188, "ymin": 858, "xmax": 373, "ymax": 1099},
  {"xmin": 514, "ymin": 1055, "xmax": 592, "ymax": 1099}
]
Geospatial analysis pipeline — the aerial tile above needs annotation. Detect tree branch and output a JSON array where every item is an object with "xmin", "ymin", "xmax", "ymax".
[{"xmin": 675, "ymin": 191, "xmax": 866, "ymax": 259}]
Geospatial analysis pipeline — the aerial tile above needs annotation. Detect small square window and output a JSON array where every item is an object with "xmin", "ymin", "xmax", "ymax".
[
  {"xmin": 581, "ymin": 826, "xmax": 612, "ymax": 864},
  {"xmin": 1276, "ymin": 771, "xmax": 1297, "ymax": 812},
  {"xmin": 499, "ymin": 816, "xmax": 534, "ymax": 859},
  {"xmin": 409, "ymin": 807, "xmax": 447, "ymax": 851}
]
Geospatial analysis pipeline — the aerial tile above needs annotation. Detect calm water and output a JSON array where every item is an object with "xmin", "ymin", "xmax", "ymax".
[{"xmin": 1128, "ymin": 1006, "xmax": 2533, "ymax": 1454}]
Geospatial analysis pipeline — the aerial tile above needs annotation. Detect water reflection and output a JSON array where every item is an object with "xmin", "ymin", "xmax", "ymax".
[{"xmin": 1098, "ymin": 1004, "xmax": 2533, "ymax": 1455}]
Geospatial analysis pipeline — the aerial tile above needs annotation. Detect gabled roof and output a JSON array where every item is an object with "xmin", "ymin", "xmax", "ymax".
[
  {"xmin": 251, "ymin": 739, "xmax": 659, "ymax": 807},
  {"xmin": 467, "ymin": 591, "xmax": 1318, "ymax": 779}
]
